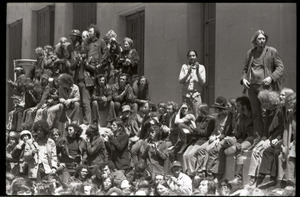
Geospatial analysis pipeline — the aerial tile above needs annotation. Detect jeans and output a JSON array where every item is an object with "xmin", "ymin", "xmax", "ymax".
[
  {"xmin": 78, "ymin": 81, "xmax": 93, "ymax": 124},
  {"xmin": 248, "ymin": 140, "xmax": 270, "ymax": 177},
  {"xmin": 182, "ymin": 139, "xmax": 207, "ymax": 175},
  {"xmin": 91, "ymin": 100, "xmax": 116, "ymax": 125},
  {"xmin": 248, "ymin": 84, "xmax": 268, "ymax": 137},
  {"xmin": 46, "ymin": 102, "xmax": 80, "ymax": 129}
]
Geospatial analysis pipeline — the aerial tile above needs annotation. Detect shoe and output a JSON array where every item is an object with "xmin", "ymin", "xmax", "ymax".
[
  {"xmin": 248, "ymin": 176, "xmax": 256, "ymax": 186},
  {"xmin": 229, "ymin": 177, "xmax": 243, "ymax": 186},
  {"xmin": 106, "ymin": 122, "xmax": 111, "ymax": 128}
]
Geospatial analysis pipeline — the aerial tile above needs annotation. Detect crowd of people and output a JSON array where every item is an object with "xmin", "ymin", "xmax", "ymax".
[{"xmin": 6, "ymin": 26, "xmax": 296, "ymax": 196}]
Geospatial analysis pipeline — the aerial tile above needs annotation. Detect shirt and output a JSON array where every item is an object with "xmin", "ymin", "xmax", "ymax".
[
  {"xmin": 167, "ymin": 172, "xmax": 192, "ymax": 195},
  {"xmin": 178, "ymin": 63, "xmax": 206, "ymax": 96}
]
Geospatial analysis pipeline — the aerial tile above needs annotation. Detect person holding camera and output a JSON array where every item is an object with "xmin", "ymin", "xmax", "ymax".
[
  {"xmin": 118, "ymin": 37, "xmax": 140, "ymax": 85},
  {"xmin": 100, "ymin": 30, "xmax": 123, "ymax": 85},
  {"xmin": 179, "ymin": 50, "xmax": 206, "ymax": 118}
]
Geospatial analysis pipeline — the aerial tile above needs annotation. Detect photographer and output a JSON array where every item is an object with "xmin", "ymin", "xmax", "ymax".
[
  {"xmin": 100, "ymin": 30, "xmax": 122, "ymax": 85},
  {"xmin": 118, "ymin": 37, "xmax": 140, "ymax": 85},
  {"xmin": 178, "ymin": 50, "xmax": 206, "ymax": 117}
]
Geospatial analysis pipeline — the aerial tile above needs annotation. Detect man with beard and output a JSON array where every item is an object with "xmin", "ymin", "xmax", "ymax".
[
  {"xmin": 85, "ymin": 24, "xmax": 106, "ymax": 76},
  {"xmin": 56, "ymin": 123, "xmax": 87, "ymax": 185},
  {"xmin": 241, "ymin": 30, "xmax": 285, "ymax": 139},
  {"xmin": 54, "ymin": 37, "xmax": 72, "ymax": 75},
  {"xmin": 69, "ymin": 29, "xmax": 94, "ymax": 125},
  {"xmin": 91, "ymin": 74, "xmax": 116, "ymax": 127},
  {"xmin": 112, "ymin": 73, "xmax": 135, "ymax": 117}
]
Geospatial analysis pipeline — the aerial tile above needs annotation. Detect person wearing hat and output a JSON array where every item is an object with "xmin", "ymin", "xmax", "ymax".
[
  {"xmin": 166, "ymin": 160, "xmax": 192, "ymax": 195},
  {"xmin": 6, "ymin": 131, "xmax": 20, "ymax": 174},
  {"xmin": 11, "ymin": 130, "xmax": 34, "ymax": 176},
  {"xmin": 205, "ymin": 96, "xmax": 236, "ymax": 182}
]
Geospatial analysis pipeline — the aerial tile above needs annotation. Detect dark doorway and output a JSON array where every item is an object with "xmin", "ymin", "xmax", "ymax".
[
  {"xmin": 126, "ymin": 10, "xmax": 145, "ymax": 77},
  {"xmin": 203, "ymin": 3, "xmax": 216, "ymax": 106},
  {"xmin": 73, "ymin": 3, "xmax": 97, "ymax": 32},
  {"xmin": 7, "ymin": 19, "xmax": 22, "ymax": 118},
  {"xmin": 37, "ymin": 5, "xmax": 55, "ymax": 47}
]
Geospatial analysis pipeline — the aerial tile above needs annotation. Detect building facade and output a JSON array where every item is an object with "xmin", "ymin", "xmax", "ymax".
[{"xmin": 6, "ymin": 3, "xmax": 297, "ymax": 119}]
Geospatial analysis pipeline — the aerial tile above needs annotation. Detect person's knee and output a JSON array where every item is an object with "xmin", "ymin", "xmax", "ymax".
[
  {"xmin": 109, "ymin": 101, "xmax": 115, "ymax": 108},
  {"xmin": 73, "ymin": 102, "xmax": 80, "ymax": 108},
  {"xmin": 91, "ymin": 101, "xmax": 98, "ymax": 107}
]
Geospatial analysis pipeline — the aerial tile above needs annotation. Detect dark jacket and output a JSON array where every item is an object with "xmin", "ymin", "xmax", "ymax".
[
  {"xmin": 132, "ymin": 80, "xmax": 150, "ymax": 105},
  {"xmin": 241, "ymin": 46, "xmax": 284, "ymax": 91},
  {"xmin": 112, "ymin": 83, "xmax": 135, "ymax": 104},
  {"xmin": 92, "ymin": 84, "xmax": 113, "ymax": 103},
  {"xmin": 86, "ymin": 136, "xmax": 107, "ymax": 167},
  {"xmin": 106, "ymin": 131, "xmax": 130, "ymax": 170},
  {"xmin": 262, "ymin": 105, "xmax": 284, "ymax": 141},
  {"xmin": 193, "ymin": 115, "xmax": 216, "ymax": 140},
  {"xmin": 56, "ymin": 136, "xmax": 87, "ymax": 165},
  {"xmin": 118, "ymin": 49, "xmax": 140, "ymax": 75},
  {"xmin": 235, "ymin": 112, "xmax": 255, "ymax": 142}
]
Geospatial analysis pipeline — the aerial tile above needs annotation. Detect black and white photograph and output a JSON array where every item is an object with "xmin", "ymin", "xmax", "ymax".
[{"xmin": 5, "ymin": 2, "xmax": 296, "ymax": 195}]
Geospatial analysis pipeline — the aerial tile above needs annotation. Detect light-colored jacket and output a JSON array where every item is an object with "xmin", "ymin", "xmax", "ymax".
[
  {"xmin": 178, "ymin": 63, "xmax": 206, "ymax": 97},
  {"xmin": 23, "ymin": 138, "xmax": 58, "ymax": 179}
]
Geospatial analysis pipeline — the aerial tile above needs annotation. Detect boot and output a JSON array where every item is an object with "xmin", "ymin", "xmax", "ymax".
[{"xmin": 256, "ymin": 175, "xmax": 265, "ymax": 187}]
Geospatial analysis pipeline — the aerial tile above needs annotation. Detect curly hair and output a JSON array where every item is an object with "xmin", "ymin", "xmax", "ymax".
[
  {"xmin": 58, "ymin": 73, "xmax": 74, "ymax": 87},
  {"xmin": 95, "ymin": 74, "xmax": 107, "ymax": 86},
  {"xmin": 236, "ymin": 95, "xmax": 251, "ymax": 111},
  {"xmin": 258, "ymin": 89, "xmax": 280, "ymax": 107},
  {"xmin": 75, "ymin": 164, "xmax": 90, "ymax": 178},
  {"xmin": 65, "ymin": 123, "xmax": 83, "ymax": 139},
  {"xmin": 165, "ymin": 101, "xmax": 178, "ymax": 112},
  {"xmin": 32, "ymin": 120, "xmax": 50, "ymax": 136},
  {"xmin": 85, "ymin": 124, "xmax": 99, "ymax": 137},
  {"xmin": 87, "ymin": 24, "xmax": 101, "ymax": 39}
]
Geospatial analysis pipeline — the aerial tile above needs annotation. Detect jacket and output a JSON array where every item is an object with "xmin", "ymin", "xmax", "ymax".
[
  {"xmin": 86, "ymin": 136, "xmax": 107, "ymax": 167},
  {"xmin": 106, "ymin": 131, "xmax": 130, "ymax": 170},
  {"xmin": 23, "ymin": 138, "xmax": 58, "ymax": 179},
  {"xmin": 241, "ymin": 46, "xmax": 284, "ymax": 91},
  {"xmin": 56, "ymin": 136, "xmax": 87, "ymax": 165}
]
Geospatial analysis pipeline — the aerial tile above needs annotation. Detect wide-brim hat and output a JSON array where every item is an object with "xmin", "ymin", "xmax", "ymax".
[
  {"xmin": 122, "ymin": 105, "xmax": 132, "ymax": 113},
  {"xmin": 170, "ymin": 161, "xmax": 182, "ymax": 169},
  {"xmin": 69, "ymin": 29, "xmax": 81, "ymax": 37},
  {"xmin": 212, "ymin": 96, "xmax": 228, "ymax": 109}
]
